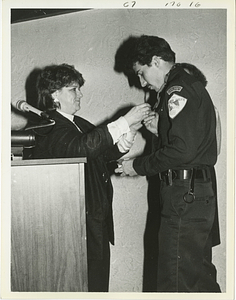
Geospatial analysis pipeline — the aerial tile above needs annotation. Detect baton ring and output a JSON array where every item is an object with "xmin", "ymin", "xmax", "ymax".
[{"xmin": 183, "ymin": 192, "xmax": 195, "ymax": 203}]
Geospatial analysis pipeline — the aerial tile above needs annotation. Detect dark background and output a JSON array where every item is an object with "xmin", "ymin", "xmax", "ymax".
[{"xmin": 11, "ymin": 9, "xmax": 90, "ymax": 24}]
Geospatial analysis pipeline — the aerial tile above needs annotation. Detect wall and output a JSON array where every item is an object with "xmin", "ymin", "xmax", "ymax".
[{"xmin": 11, "ymin": 9, "xmax": 227, "ymax": 292}]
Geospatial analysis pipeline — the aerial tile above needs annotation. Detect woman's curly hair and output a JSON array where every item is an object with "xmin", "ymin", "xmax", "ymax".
[{"xmin": 36, "ymin": 63, "xmax": 85, "ymax": 111}]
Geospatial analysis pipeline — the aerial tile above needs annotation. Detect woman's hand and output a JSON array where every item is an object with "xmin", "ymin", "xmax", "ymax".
[
  {"xmin": 130, "ymin": 122, "xmax": 143, "ymax": 132},
  {"xmin": 124, "ymin": 103, "xmax": 151, "ymax": 127}
]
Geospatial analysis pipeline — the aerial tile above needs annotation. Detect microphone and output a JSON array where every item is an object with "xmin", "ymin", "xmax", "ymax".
[
  {"xmin": 11, "ymin": 130, "xmax": 35, "ymax": 146},
  {"xmin": 16, "ymin": 100, "xmax": 50, "ymax": 119}
]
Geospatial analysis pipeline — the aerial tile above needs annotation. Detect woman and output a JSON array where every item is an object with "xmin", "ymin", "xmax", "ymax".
[{"xmin": 25, "ymin": 63, "xmax": 151, "ymax": 292}]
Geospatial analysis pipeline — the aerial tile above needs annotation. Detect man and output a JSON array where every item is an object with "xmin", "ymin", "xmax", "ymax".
[{"xmin": 115, "ymin": 35, "xmax": 221, "ymax": 292}]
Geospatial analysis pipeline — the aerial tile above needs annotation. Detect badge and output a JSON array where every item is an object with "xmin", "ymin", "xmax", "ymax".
[
  {"xmin": 168, "ymin": 94, "xmax": 187, "ymax": 119},
  {"xmin": 167, "ymin": 85, "xmax": 183, "ymax": 95}
]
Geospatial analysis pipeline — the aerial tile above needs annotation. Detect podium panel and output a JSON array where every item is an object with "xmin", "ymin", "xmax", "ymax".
[{"xmin": 11, "ymin": 158, "xmax": 87, "ymax": 292}]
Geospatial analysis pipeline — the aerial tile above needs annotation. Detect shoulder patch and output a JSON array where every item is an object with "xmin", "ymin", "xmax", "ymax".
[
  {"xmin": 168, "ymin": 93, "xmax": 187, "ymax": 119},
  {"xmin": 167, "ymin": 85, "xmax": 183, "ymax": 95}
]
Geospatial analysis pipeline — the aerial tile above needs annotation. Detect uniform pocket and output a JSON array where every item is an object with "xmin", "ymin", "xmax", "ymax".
[{"xmin": 160, "ymin": 180, "xmax": 215, "ymax": 222}]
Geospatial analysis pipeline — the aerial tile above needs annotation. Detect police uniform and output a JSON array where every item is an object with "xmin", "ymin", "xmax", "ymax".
[{"xmin": 133, "ymin": 64, "xmax": 221, "ymax": 292}]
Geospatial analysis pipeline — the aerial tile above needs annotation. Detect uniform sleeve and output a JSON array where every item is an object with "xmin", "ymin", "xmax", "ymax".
[
  {"xmin": 133, "ymin": 86, "xmax": 204, "ymax": 176},
  {"xmin": 214, "ymin": 106, "xmax": 221, "ymax": 155}
]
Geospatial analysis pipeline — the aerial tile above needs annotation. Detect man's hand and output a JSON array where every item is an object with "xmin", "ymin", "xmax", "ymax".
[
  {"xmin": 124, "ymin": 103, "xmax": 151, "ymax": 127},
  {"xmin": 143, "ymin": 111, "xmax": 159, "ymax": 136},
  {"xmin": 115, "ymin": 159, "xmax": 137, "ymax": 177}
]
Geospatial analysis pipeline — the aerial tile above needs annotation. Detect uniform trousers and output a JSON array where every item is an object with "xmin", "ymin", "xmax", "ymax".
[
  {"xmin": 157, "ymin": 177, "xmax": 221, "ymax": 292},
  {"xmin": 87, "ymin": 222, "xmax": 110, "ymax": 292}
]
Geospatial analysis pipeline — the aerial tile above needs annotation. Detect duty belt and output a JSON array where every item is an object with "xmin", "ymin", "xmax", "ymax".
[
  {"xmin": 159, "ymin": 168, "xmax": 211, "ymax": 203},
  {"xmin": 159, "ymin": 168, "xmax": 210, "ymax": 184}
]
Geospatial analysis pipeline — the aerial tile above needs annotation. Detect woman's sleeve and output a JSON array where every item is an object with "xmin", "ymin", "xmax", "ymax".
[{"xmin": 41, "ymin": 123, "xmax": 115, "ymax": 159}]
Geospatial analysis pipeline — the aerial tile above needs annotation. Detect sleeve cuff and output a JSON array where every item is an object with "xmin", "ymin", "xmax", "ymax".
[{"xmin": 107, "ymin": 116, "xmax": 130, "ymax": 143}]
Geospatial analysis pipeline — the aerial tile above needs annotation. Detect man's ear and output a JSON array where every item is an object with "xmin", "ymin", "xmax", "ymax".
[{"xmin": 151, "ymin": 55, "xmax": 161, "ymax": 67}]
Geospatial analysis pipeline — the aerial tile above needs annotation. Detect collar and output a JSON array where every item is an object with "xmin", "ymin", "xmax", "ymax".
[
  {"xmin": 153, "ymin": 64, "xmax": 178, "ymax": 110},
  {"xmin": 57, "ymin": 110, "xmax": 74, "ymax": 123},
  {"xmin": 166, "ymin": 63, "xmax": 184, "ymax": 83},
  {"xmin": 57, "ymin": 110, "xmax": 82, "ymax": 132}
]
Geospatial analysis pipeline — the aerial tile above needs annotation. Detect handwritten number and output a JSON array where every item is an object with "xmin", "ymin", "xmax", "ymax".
[
  {"xmin": 165, "ymin": 1, "xmax": 181, "ymax": 6},
  {"xmin": 123, "ymin": 1, "xmax": 200, "ymax": 8},
  {"xmin": 190, "ymin": 1, "xmax": 200, "ymax": 6},
  {"xmin": 123, "ymin": 1, "xmax": 136, "ymax": 7},
  {"xmin": 165, "ymin": 1, "xmax": 201, "ymax": 7}
]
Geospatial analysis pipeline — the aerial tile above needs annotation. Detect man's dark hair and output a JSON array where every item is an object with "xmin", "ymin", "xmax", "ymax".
[{"xmin": 115, "ymin": 35, "xmax": 176, "ymax": 75}]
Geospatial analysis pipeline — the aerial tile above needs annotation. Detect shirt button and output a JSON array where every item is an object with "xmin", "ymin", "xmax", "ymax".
[{"xmin": 102, "ymin": 173, "xmax": 108, "ymax": 183}]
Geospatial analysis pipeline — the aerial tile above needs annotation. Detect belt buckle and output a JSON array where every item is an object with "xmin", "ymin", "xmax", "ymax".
[{"xmin": 167, "ymin": 169, "xmax": 173, "ymax": 186}]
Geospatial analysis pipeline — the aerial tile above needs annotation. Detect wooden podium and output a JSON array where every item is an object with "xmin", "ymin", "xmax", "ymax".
[{"xmin": 11, "ymin": 158, "xmax": 88, "ymax": 292}]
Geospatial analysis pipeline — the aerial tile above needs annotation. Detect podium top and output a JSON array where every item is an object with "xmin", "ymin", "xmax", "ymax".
[{"xmin": 11, "ymin": 157, "xmax": 87, "ymax": 166}]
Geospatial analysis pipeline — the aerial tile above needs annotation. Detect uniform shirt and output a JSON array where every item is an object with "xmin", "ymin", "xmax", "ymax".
[{"xmin": 133, "ymin": 65, "xmax": 218, "ymax": 176}]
